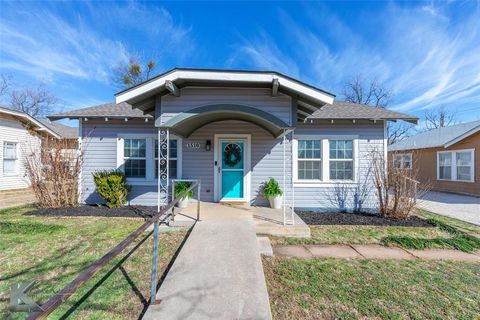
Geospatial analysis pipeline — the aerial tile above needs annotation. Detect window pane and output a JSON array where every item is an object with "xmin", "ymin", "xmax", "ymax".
[
  {"xmin": 124, "ymin": 139, "xmax": 146, "ymax": 158},
  {"xmin": 298, "ymin": 160, "xmax": 320, "ymax": 180},
  {"xmin": 439, "ymin": 166, "xmax": 451, "ymax": 180},
  {"xmin": 3, "ymin": 159, "xmax": 15, "ymax": 173},
  {"xmin": 457, "ymin": 166, "xmax": 471, "ymax": 181},
  {"xmin": 393, "ymin": 156, "xmax": 402, "ymax": 168},
  {"xmin": 124, "ymin": 159, "xmax": 146, "ymax": 177},
  {"xmin": 330, "ymin": 140, "xmax": 353, "ymax": 159},
  {"xmin": 330, "ymin": 161, "xmax": 353, "ymax": 180},
  {"xmin": 3, "ymin": 143, "xmax": 16, "ymax": 159},
  {"xmin": 456, "ymin": 152, "xmax": 471, "ymax": 166},
  {"xmin": 298, "ymin": 140, "xmax": 320, "ymax": 159},
  {"xmin": 439, "ymin": 153, "xmax": 452, "ymax": 166}
]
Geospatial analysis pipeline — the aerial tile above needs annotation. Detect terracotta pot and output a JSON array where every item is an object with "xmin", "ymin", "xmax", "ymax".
[{"xmin": 268, "ymin": 195, "xmax": 283, "ymax": 209}]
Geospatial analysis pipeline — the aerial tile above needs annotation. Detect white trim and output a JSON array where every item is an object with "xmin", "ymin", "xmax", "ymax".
[
  {"xmin": 437, "ymin": 148, "xmax": 475, "ymax": 182},
  {"xmin": 116, "ymin": 133, "xmax": 182, "ymax": 186},
  {"xmin": 115, "ymin": 69, "xmax": 335, "ymax": 106},
  {"xmin": 293, "ymin": 134, "xmax": 359, "ymax": 185},
  {"xmin": 0, "ymin": 107, "xmax": 61, "ymax": 138},
  {"xmin": 393, "ymin": 153, "xmax": 412, "ymax": 169},
  {"xmin": 444, "ymin": 125, "xmax": 480, "ymax": 148},
  {"xmin": 213, "ymin": 134, "xmax": 251, "ymax": 202}
]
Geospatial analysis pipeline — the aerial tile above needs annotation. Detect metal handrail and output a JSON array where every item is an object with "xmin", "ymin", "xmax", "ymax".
[{"xmin": 27, "ymin": 181, "xmax": 200, "ymax": 320}]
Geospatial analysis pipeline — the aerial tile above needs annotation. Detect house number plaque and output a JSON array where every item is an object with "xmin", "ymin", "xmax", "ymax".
[{"xmin": 186, "ymin": 142, "xmax": 202, "ymax": 149}]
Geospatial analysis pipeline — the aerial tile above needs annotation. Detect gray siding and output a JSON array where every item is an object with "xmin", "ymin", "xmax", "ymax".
[
  {"xmin": 293, "ymin": 122, "xmax": 385, "ymax": 212},
  {"xmin": 81, "ymin": 119, "xmax": 158, "ymax": 205},
  {"xmin": 160, "ymin": 87, "xmax": 292, "ymax": 126},
  {"xmin": 182, "ymin": 120, "xmax": 292, "ymax": 205}
]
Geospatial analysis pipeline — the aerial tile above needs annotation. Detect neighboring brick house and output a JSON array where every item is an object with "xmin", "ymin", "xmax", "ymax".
[{"xmin": 389, "ymin": 120, "xmax": 480, "ymax": 196}]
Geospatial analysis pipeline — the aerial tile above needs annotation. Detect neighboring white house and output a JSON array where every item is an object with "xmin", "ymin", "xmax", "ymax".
[
  {"xmin": 0, "ymin": 106, "xmax": 77, "ymax": 191},
  {"xmin": 49, "ymin": 68, "xmax": 417, "ymax": 212}
]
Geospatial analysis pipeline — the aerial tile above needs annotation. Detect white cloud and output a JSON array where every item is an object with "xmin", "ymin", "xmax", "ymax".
[
  {"xmin": 0, "ymin": 2, "xmax": 193, "ymax": 84},
  {"xmin": 229, "ymin": 2, "xmax": 480, "ymax": 115}
]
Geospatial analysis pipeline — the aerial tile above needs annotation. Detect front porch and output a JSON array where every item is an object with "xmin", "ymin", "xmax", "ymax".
[{"xmin": 169, "ymin": 201, "xmax": 311, "ymax": 238}]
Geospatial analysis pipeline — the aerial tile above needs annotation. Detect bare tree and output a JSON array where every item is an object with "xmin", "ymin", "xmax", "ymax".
[
  {"xmin": 343, "ymin": 76, "xmax": 391, "ymax": 107},
  {"xmin": 423, "ymin": 106, "xmax": 456, "ymax": 130},
  {"xmin": 342, "ymin": 75, "xmax": 413, "ymax": 145},
  {"xmin": 0, "ymin": 75, "xmax": 60, "ymax": 118},
  {"xmin": 112, "ymin": 56, "xmax": 156, "ymax": 89}
]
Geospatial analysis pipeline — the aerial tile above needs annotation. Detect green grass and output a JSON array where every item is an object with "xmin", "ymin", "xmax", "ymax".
[
  {"xmin": 272, "ymin": 224, "xmax": 450, "ymax": 246},
  {"xmin": 416, "ymin": 209, "xmax": 480, "ymax": 234},
  {"xmin": 263, "ymin": 257, "xmax": 480, "ymax": 320},
  {"xmin": 383, "ymin": 218, "xmax": 480, "ymax": 253},
  {"xmin": 0, "ymin": 205, "xmax": 187, "ymax": 320}
]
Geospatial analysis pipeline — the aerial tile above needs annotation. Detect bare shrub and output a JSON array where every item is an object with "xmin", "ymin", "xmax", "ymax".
[
  {"xmin": 371, "ymin": 150, "xmax": 424, "ymax": 219},
  {"xmin": 24, "ymin": 135, "xmax": 81, "ymax": 208},
  {"xmin": 328, "ymin": 183, "xmax": 349, "ymax": 213},
  {"xmin": 353, "ymin": 166, "xmax": 372, "ymax": 214}
]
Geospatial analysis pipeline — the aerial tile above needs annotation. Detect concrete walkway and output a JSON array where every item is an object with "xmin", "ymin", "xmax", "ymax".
[
  {"xmin": 417, "ymin": 191, "xmax": 480, "ymax": 226},
  {"xmin": 274, "ymin": 244, "xmax": 480, "ymax": 262},
  {"xmin": 143, "ymin": 203, "xmax": 271, "ymax": 320}
]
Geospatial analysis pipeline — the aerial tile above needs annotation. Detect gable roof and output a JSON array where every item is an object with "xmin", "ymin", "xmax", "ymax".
[
  {"xmin": 48, "ymin": 102, "xmax": 152, "ymax": 120},
  {"xmin": 116, "ymin": 67, "xmax": 336, "ymax": 105},
  {"xmin": 39, "ymin": 120, "xmax": 78, "ymax": 139},
  {"xmin": 389, "ymin": 120, "xmax": 480, "ymax": 151},
  {"xmin": 0, "ymin": 106, "xmax": 61, "ymax": 138},
  {"xmin": 48, "ymin": 99, "xmax": 416, "ymax": 125}
]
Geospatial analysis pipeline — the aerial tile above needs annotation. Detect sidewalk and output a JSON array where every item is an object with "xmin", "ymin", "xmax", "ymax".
[
  {"xmin": 274, "ymin": 244, "xmax": 480, "ymax": 262},
  {"xmin": 143, "ymin": 203, "xmax": 271, "ymax": 320}
]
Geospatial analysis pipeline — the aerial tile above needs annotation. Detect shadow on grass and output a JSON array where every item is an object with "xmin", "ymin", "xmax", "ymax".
[
  {"xmin": 383, "ymin": 218, "xmax": 480, "ymax": 252},
  {"xmin": 56, "ymin": 224, "xmax": 195, "ymax": 320}
]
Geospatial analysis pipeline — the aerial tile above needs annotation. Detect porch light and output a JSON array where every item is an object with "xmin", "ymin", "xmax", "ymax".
[{"xmin": 205, "ymin": 140, "xmax": 211, "ymax": 151}]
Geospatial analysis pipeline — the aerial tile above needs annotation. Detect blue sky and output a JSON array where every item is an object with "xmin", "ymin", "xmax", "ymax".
[{"xmin": 1, "ymin": 1, "xmax": 479, "ymax": 126}]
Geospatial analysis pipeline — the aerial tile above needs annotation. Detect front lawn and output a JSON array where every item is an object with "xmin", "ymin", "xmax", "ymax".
[
  {"xmin": 0, "ymin": 205, "xmax": 187, "ymax": 319},
  {"xmin": 263, "ymin": 257, "xmax": 480, "ymax": 319},
  {"xmin": 274, "ymin": 210, "xmax": 480, "ymax": 252},
  {"xmin": 272, "ymin": 224, "xmax": 449, "ymax": 246}
]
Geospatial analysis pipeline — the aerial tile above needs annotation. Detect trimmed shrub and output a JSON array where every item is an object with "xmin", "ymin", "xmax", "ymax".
[{"xmin": 92, "ymin": 170, "xmax": 130, "ymax": 208}]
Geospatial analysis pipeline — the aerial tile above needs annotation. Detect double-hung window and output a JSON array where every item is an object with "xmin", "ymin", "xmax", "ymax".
[
  {"xmin": 329, "ymin": 140, "xmax": 353, "ymax": 180},
  {"xmin": 123, "ymin": 139, "xmax": 146, "ymax": 178},
  {"xmin": 393, "ymin": 154, "xmax": 412, "ymax": 169},
  {"xmin": 3, "ymin": 142, "xmax": 17, "ymax": 174},
  {"xmin": 437, "ymin": 149, "xmax": 474, "ymax": 182},
  {"xmin": 155, "ymin": 139, "xmax": 178, "ymax": 179},
  {"xmin": 297, "ymin": 139, "xmax": 321, "ymax": 180}
]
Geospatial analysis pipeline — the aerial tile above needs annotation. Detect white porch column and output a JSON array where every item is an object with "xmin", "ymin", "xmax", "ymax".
[{"xmin": 157, "ymin": 128, "xmax": 170, "ymax": 211}]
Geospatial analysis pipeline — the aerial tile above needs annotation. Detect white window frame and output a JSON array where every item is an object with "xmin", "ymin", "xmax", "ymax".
[
  {"xmin": 295, "ymin": 138, "xmax": 322, "ymax": 182},
  {"xmin": 117, "ymin": 134, "xmax": 182, "ymax": 185},
  {"xmin": 437, "ymin": 149, "xmax": 475, "ymax": 182},
  {"xmin": 293, "ymin": 135, "xmax": 359, "ymax": 187},
  {"xmin": 393, "ymin": 153, "xmax": 412, "ymax": 169},
  {"xmin": 2, "ymin": 141, "xmax": 18, "ymax": 176},
  {"xmin": 154, "ymin": 138, "xmax": 182, "ymax": 180}
]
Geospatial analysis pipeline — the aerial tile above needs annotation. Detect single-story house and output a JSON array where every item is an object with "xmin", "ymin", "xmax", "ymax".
[
  {"xmin": 389, "ymin": 120, "xmax": 480, "ymax": 196},
  {"xmin": 0, "ymin": 106, "xmax": 78, "ymax": 191},
  {"xmin": 49, "ymin": 68, "xmax": 416, "ymax": 212}
]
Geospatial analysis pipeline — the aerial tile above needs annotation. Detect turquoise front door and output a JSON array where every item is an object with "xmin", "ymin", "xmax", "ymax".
[{"xmin": 220, "ymin": 140, "xmax": 245, "ymax": 199}]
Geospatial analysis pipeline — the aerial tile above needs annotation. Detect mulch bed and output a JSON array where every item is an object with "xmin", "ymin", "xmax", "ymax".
[
  {"xmin": 25, "ymin": 205, "xmax": 157, "ymax": 219},
  {"xmin": 297, "ymin": 211, "xmax": 434, "ymax": 228}
]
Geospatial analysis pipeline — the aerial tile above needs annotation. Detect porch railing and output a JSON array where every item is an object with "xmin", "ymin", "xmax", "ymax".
[{"xmin": 27, "ymin": 180, "xmax": 200, "ymax": 320}]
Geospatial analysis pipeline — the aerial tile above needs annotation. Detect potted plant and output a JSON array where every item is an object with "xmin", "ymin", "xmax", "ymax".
[
  {"xmin": 262, "ymin": 178, "xmax": 283, "ymax": 209},
  {"xmin": 175, "ymin": 181, "xmax": 193, "ymax": 208}
]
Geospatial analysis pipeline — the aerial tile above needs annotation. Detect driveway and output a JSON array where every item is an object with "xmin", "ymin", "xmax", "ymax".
[
  {"xmin": 143, "ymin": 202, "xmax": 271, "ymax": 320},
  {"xmin": 417, "ymin": 191, "xmax": 480, "ymax": 226}
]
